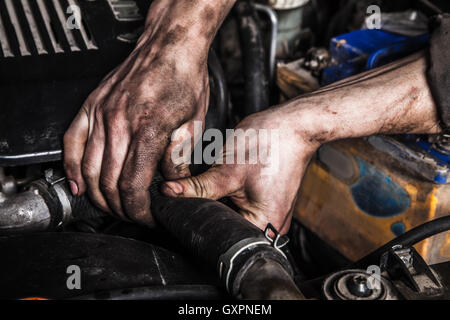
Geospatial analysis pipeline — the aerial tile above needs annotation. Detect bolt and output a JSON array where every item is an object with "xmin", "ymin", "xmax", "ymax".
[{"xmin": 347, "ymin": 275, "xmax": 372, "ymax": 297}]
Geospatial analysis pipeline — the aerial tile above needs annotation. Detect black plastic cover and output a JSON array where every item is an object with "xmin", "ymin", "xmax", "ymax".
[
  {"xmin": 0, "ymin": 232, "xmax": 220, "ymax": 299},
  {"xmin": 0, "ymin": 0, "xmax": 151, "ymax": 166}
]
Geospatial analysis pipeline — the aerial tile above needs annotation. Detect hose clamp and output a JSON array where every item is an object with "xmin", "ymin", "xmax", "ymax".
[
  {"xmin": 44, "ymin": 169, "xmax": 72, "ymax": 227},
  {"xmin": 264, "ymin": 223, "xmax": 290, "ymax": 251}
]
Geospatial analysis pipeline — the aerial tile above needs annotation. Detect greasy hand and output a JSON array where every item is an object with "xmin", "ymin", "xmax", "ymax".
[
  {"xmin": 163, "ymin": 53, "xmax": 442, "ymax": 234},
  {"xmin": 162, "ymin": 106, "xmax": 320, "ymax": 234},
  {"xmin": 64, "ymin": 28, "xmax": 209, "ymax": 225}
]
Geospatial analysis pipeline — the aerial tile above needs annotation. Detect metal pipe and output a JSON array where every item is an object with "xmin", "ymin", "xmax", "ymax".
[
  {"xmin": 0, "ymin": 190, "xmax": 51, "ymax": 234},
  {"xmin": 254, "ymin": 3, "xmax": 278, "ymax": 87},
  {"xmin": 0, "ymin": 175, "xmax": 105, "ymax": 235}
]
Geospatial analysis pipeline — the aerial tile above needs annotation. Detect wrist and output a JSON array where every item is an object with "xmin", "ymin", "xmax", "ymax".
[
  {"xmin": 138, "ymin": 0, "xmax": 234, "ymax": 65},
  {"xmin": 275, "ymin": 98, "xmax": 339, "ymax": 149}
]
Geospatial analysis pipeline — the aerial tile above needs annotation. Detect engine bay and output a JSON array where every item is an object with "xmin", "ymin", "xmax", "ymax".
[{"xmin": 0, "ymin": 0, "xmax": 449, "ymax": 303}]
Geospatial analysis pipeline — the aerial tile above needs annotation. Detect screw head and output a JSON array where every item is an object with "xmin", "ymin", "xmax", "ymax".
[{"xmin": 347, "ymin": 275, "xmax": 372, "ymax": 297}]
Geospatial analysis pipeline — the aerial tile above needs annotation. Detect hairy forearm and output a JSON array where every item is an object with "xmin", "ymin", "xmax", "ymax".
[
  {"xmin": 139, "ymin": 0, "xmax": 235, "ymax": 62},
  {"xmin": 281, "ymin": 52, "xmax": 442, "ymax": 145}
]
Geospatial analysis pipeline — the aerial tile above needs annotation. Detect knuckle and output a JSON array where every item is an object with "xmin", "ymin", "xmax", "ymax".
[
  {"xmin": 162, "ymin": 159, "xmax": 189, "ymax": 178},
  {"xmin": 94, "ymin": 107, "xmax": 104, "ymax": 125},
  {"xmin": 81, "ymin": 162, "xmax": 97, "ymax": 181},
  {"xmin": 135, "ymin": 126, "xmax": 168, "ymax": 148},
  {"xmin": 118, "ymin": 177, "xmax": 140, "ymax": 195},
  {"xmin": 63, "ymin": 159, "xmax": 77, "ymax": 176},
  {"xmin": 99, "ymin": 177, "xmax": 116, "ymax": 195},
  {"xmin": 137, "ymin": 125, "xmax": 158, "ymax": 141},
  {"xmin": 173, "ymin": 163, "xmax": 190, "ymax": 176},
  {"xmin": 103, "ymin": 109, "xmax": 116, "ymax": 124},
  {"xmin": 190, "ymin": 176, "xmax": 208, "ymax": 198},
  {"xmin": 160, "ymin": 121, "xmax": 175, "ymax": 134},
  {"xmin": 103, "ymin": 109, "xmax": 122, "ymax": 128},
  {"xmin": 141, "ymin": 119, "xmax": 173, "ymax": 137}
]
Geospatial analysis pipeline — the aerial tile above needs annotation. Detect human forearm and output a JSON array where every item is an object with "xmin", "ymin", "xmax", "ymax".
[
  {"xmin": 280, "ymin": 52, "xmax": 442, "ymax": 146},
  {"xmin": 139, "ymin": 0, "xmax": 236, "ymax": 63}
]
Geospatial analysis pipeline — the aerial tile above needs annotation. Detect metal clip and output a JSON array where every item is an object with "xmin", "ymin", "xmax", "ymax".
[
  {"xmin": 44, "ymin": 168, "xmax": 66, "ymax": 186},
  {"xmin": 264, "ymin": 223, "xmax": 290, "ymax": 250},
  {"xmin": 44, "ymin": 169, "xmax": 72, "ymax": 227}
]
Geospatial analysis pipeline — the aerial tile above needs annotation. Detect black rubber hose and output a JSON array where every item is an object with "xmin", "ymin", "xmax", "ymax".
[
  {"xmin": 206, "ymin": 49, "xmax": 229, "ymax": 132},
  {"xmin": 354, "ymin": 215, "xmax": 450, "ymax": 268},
  {"xmin": 234, "ymin": 1, "xmax": 270, "ymax": 116},
  {"xmin": 68, "ymin": 190, "xmax": 108, "ymax": 221},
  {"xmin": 28, "ymin": 174, "xmax": 301, "ymax": 298},
  {"xmin": 32, "ymin": 176, "xmax": 264, "ymax": 262},
  {"xmin": 149, "ymin": 174, "xmax": 264, "ymax": 267},
  {"xmin": 148, "ymin": 174, "xmax": 300, "ymax": 298}
]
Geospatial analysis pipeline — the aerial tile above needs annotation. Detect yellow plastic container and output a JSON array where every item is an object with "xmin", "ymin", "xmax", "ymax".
[{"xmin": 294, "ymin": 135, "xmax": 450, "ymax": 264}]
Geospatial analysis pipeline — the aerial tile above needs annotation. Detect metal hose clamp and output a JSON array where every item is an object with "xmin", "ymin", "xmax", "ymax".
[{"xmin": 44, "ymin": 169, "xmax": 72, "ymax": 227}]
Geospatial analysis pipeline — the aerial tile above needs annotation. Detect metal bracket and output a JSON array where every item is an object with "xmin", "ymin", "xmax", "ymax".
[
  {"xmin": 380, "ymin": 245, "xmax": 443, "ymax": 298},
  {"xmin": 107, "ymin": 0, "xmax": 143, "ymax": 22}
]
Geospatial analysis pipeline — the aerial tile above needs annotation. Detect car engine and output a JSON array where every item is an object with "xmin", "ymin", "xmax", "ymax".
[{"xmin": 0, "ymin": 0, "xmax": 449, "ymax": 302}]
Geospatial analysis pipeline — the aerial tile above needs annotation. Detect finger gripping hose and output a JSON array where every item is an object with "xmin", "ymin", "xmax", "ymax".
[{"xmin": 149, "ymin": 174, "xmax": 301, "ymax": 298}]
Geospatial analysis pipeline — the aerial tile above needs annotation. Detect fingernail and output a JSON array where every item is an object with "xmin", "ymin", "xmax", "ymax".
[
  {"xmin": 163, "ymin": 182, "xmax": 183, "ymax": 197},
  {"xmin": 68, "ymin": 180, "xmax": 79, "ymax": 196}
]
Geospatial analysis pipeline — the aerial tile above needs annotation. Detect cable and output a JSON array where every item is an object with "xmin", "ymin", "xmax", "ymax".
[
  {"xmin": 354, "ymin": 215, "xmax": 450, "ymax": 268},
  {"xmin": 417, "ymin": 0, "xmax": 443, "ymax": 15}
]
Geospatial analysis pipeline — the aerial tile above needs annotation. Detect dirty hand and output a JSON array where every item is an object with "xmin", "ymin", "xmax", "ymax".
[
  {"xmin": 63, "ymin": 0, "xmax": 225, "ymax": 225},
  {"xmin": 161, "ymin": 53, "xmax": 443, "ymax": 234},
  {"xmin": 162, "ymin": 105, "xmax": 321, "ymax": 234}
]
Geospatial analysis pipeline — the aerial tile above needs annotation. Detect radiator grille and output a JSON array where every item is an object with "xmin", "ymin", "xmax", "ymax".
[{"xmin": 0, "ymin": 0, "xmax": 97, "ymax": 58}]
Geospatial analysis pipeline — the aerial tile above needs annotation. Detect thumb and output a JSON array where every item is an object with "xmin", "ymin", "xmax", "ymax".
[{"xmin": 161, "ymin": 167, "xmax": 240, "ymax": 200}]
